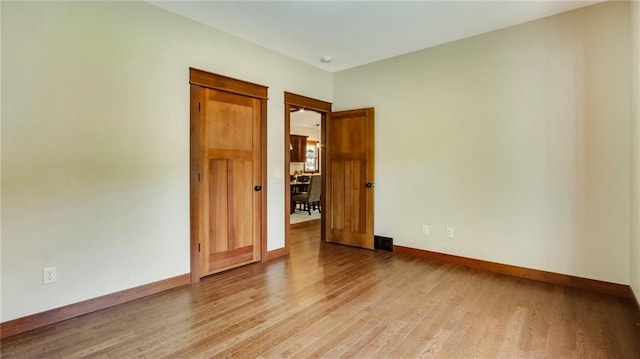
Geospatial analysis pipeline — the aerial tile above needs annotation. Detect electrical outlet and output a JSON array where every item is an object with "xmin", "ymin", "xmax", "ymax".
[
  {"xmin": 43, "ymin": 267, "xmax": 56, "ymax": 284},
  {"xmin": 422, "ymin": 224, "xmax": 429, "ymax": 235},
  {"xmin": 446, "ymin": 227, "xmax": 454, "ymax": 238}
]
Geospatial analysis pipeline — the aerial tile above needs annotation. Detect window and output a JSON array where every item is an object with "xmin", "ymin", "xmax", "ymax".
[{"xmin": 305, "ymin": 140, "xmax": 319, "ymax": 172}]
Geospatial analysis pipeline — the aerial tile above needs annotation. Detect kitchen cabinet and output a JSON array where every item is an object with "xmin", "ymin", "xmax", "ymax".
[{"xmin": 290, "ymin": 135, "xmax": 308, "ymax": 162}]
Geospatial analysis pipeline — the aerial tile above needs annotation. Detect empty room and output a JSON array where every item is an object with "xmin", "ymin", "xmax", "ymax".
[{"xmin": 2, "ymin": 0, "xmax": 640, "ymax": 357}]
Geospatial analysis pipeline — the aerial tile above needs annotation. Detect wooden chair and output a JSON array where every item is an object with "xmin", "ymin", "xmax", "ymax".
[{"xmin": 292, "ymin": 174, "xmax": 321, "ymax": 215}]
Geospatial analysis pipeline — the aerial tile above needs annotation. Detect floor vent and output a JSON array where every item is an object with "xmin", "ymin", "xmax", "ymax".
[{"xmin": 374, "ymin": 235, "xmax": 393, "ymax": 252}]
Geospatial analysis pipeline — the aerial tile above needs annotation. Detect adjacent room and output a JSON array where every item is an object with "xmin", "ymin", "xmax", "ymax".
[
  {"xmin": 289, "ymin": 108, "xmax": 322, "ymax": 224},
  {"xmin": 2, "ymin": 0, "xmax": 640, "ymax": 357}
]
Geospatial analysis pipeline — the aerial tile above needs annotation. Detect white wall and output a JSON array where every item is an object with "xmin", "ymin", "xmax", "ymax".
[
  {"xmin": 333, "ymin": 2, "xmax": 631, "ymax": 284},
  {"xmin": 1, "ymin": 1, "xmax": 331, "ymax": 322},
  {"xmin": 631, "ymin": 0, "xmax": 640, "ymax": 299}
]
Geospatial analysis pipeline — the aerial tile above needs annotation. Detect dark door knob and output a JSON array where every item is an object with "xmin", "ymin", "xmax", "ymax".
[
  {"xmin": 254, "ymin": 185, "xmax": 262, "ymax": 191},
  {"xmin": 366, "ymin": 182, "xmax": 373, "ymax": 188}
]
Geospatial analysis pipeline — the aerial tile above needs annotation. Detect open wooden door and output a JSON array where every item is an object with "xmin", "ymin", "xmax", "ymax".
[
  {"xmin": 190, "ymin": 68, "xmax": 267, "ymax": 280},
  {"xmin": 325, "ymin": 108, "xmax": 375, "ymax": 249}
]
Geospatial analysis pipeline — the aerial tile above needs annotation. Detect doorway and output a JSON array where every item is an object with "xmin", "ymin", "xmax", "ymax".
[
  {"xmin": 284, "ymin": 93, "xmax": 376, "ymax": 254},
  {"xmin": 290, "ymin": 108, "xmax": 322, "ymax": 224},
  {"xmin": 284, "ymin": 92, "xmax": 331, "ymax": 254}
]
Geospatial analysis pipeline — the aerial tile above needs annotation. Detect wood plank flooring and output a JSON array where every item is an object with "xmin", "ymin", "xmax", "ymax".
[{"xmin": 2, "ymin": 220, "xmax": 639, "ymax": 358}]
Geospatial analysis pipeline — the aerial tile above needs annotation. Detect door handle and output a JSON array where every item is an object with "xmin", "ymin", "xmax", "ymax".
[
  {"xmin": 254, "ymin": 185, "xmax": 262, "ymax": 191},
  {"xmin": 365, "ymin": 182, "xmax": 374, "ymax": 188}
]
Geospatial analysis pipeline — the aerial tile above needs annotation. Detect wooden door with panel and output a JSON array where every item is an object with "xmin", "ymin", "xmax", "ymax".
[
  {"xmin": 325, "ymin": 108, "xmax": 375, "ymax": 249},
  {"xmin": 197, "ymin": 87, "xmax": 263, "ymax": 277}
]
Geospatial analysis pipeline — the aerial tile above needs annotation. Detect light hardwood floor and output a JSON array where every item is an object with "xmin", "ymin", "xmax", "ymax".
[{"xmin": 2, "ymin": 220, "xmax": 639, "ymax": 358}]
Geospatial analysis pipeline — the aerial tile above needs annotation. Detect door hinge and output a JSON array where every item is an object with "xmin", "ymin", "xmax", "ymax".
[{"xmin": 198, "ymin": 242, "xmax": 201, "ymax": 252}]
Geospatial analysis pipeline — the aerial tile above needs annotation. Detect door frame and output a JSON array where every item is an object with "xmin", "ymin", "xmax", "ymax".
[
  {"xmin": 284, "ymin": 92, "xmax": 332, "ymax": 254},
  {"xmin": 189, "ymin": 68, "xmax": 268, "ymax": 283}
]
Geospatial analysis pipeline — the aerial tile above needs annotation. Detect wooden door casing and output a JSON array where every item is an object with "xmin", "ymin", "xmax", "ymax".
[
  {"xmin": 325, "ymin": 108, "xmax": 375, "ymax": 249},
  {"xmin": 190, "ymin": 68, "xmax": 267, "ymax": 281}
]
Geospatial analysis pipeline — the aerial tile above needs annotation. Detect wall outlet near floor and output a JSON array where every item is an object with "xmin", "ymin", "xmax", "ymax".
[
  {"xmin": 422, "ymin": 224, "xmax": 429, "ymax": 235},
  {"xmin": 43, "ymin": 267, "xmax": 57, "ymax": 284},
  {"xmin": 446, "ymin": 227, "xmax": 454, "ymax": 238}
]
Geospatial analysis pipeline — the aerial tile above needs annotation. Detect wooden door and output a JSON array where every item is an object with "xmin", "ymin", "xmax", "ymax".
[
  {"xmin": 325, "ymin": 108, "xmax": 375, "ymax": 249},
  {"xmin": 190, "ymin": 69, "xmax": 266, "ymax": 279}
]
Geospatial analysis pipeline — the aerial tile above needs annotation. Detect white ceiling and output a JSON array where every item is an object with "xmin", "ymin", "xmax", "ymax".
[
  {"xmin": 150, "ymin": 0, "xmax": 602, "ymax": 72},
  {"xmin": 291, "ymin": 109, "xmax": 322, "ymax": 129}
]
